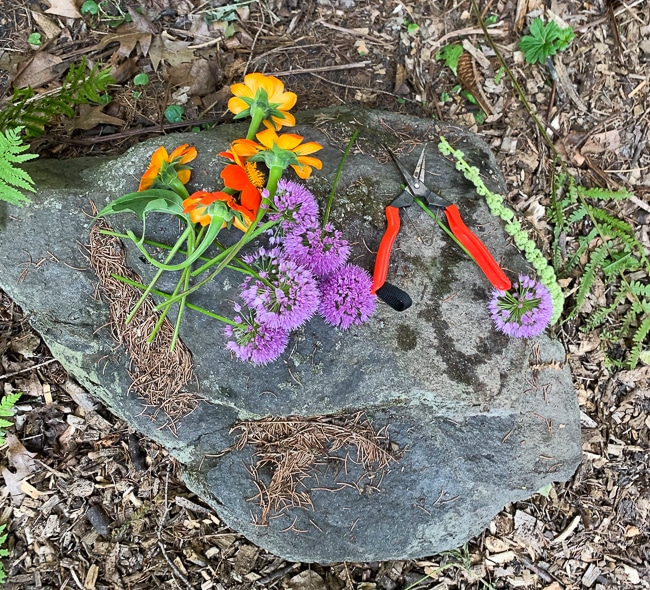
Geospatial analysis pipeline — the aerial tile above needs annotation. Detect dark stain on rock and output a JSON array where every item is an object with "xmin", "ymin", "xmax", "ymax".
[{"xmin": 396, "ymin": 324, "xmax": 418, "ymax": 351}]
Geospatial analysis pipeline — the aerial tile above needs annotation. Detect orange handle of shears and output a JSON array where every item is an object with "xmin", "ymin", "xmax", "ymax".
[
  {"xmin": 371, "ymin": 205, "xmax": 401, "ymax": 294},
  {"xmin": 443, "ymin": 204, "xmax": 512, "ymax": 291}
]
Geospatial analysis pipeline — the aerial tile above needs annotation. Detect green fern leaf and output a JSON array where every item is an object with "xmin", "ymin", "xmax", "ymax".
[
  {"xmin": 0, "ymin": 128, "xmax": 36, "ymax": 206},
  {"xmin": 578, "ymin": 186, "xmax": 633, "ymax": 200},
  {"xmin": 0, "ymin": 392, "xmax": 22, "ymax": 416},
  {"xmin": 568, "ymin": 242, "xmax": 610, "ymax": 319},
  {"xmin": 629, "ymin": 315, "xmax": 650, "ymax": 368}
]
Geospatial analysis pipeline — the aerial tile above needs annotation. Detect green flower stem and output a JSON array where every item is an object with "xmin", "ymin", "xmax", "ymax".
[
  {"xmin": 246, "ymin": 104, "xmax": 266, "ymax": 140},
  {"xmin": 124, "ymin": 225, "xmax": 193, "ymax": 325},
  {"xmin": 190, "ymin": 220, "xmax": 276, "ymax": 277},
  {"xmin": 127, "ymin": 216, "xmax": 224, "ymax": 272},
  {"xmin": 113, "ymin": 274, "xmax": 241, "ymax": 327},
  {"xmin": 156, "ymin": 213, "xmax": 274, "ymax": 312},
  {"xmin": 146, "ymin": 228, "xmax": 197, "ymax": 347},
  {"xmin": 414, "ymin": 199, "xmax": 478, "ymax": 264},
  {"xmin": 265, "ymin": 164, "xmax": 284, "ymax": 202},
  {"xmin": 169, "ymin": 177, "xmax": 190, "ymax": 199},
  {"xmin": 323, "ymin": 129, "xmax": 359, "ymax": 228}
]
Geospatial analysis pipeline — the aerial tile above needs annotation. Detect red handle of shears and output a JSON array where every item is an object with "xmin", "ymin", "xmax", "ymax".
[
  {"xmin": 371, "ymin": 205, "xmax": 400, "ymax": 294},
  {"xmin": 443, "ymin": 204, "xmax": 512, "ymax": 291}
]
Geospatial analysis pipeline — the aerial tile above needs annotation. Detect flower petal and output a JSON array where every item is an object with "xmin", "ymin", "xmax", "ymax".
[{"xmin": 293, "ymin": 141, "xmax": 323, "ymax": 156}]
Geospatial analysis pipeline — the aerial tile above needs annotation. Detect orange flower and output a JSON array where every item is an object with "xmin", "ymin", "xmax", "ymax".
[
  {"xmin": 219, "ymin": 145, "xmax": 266, "ymax": 216},
  {"xmin": 138, "ymin": 144, "xmax": 197, "ymax": 191},
  {"xmin": 183, "ymin": 191, "xmax": 254, "ymax": 232},
  {"xmin": 228, "ymin": 73, "xmax": 297, "ymax": 130},
  {"xmin": 255, "ymin": 128, "xmax": 323, "ymax": 179}
]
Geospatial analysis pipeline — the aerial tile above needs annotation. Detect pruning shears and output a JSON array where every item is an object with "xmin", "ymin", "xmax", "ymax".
[{"xmin": 371, "ymin": 144, "xmax": 512, "ymax": 311}]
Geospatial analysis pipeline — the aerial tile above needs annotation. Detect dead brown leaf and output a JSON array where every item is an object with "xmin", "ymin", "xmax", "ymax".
[
  {"xmin": 44, "ymin": 0, "xmax": 82, "ymax": 19},
  {"xmin": 13, "ymin": 52, "xmax": 64, "ymax": 89},
  {"xmin": 66, "ymin": 104, "xmax": 125, "ymax": 130},
  {"xmin": 1, "ymin": 433, "xmax": 38, "ymax": 501},
  {"xmin": 149, "ymin": 34, "xmax": 196, "ymax": 71},
  {"xmin": 98, "ymin": 31, "xmax": 152, "ymax": 59},
  {"xmin": 31, "ymin": 11, "xmax": 62, "ymax": 41}
]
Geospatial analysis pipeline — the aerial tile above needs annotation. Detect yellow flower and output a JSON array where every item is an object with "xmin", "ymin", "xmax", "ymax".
[
  {"xmin": 228, "ymin": 73, "xmax": 297, "ymax": 130},
  {"xmin": 138, "ymin": 144, "xmax": 197, "ymax": 191},
  {"xmin": 255, "ymin": 128, "xmax": 323, "ymax": 179}
]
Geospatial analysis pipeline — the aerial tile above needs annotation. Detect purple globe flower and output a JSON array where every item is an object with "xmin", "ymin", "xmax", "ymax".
[
  {"xmin": 240, "ymin": 247, "xmax": 320, "ymax": 331},
  {"xmin": 489, "ymin": 274, "xmax": 553, "ymax": 339},
  {"xmin": 224, "ymin": 303, "xmax": 289, "ymax": 365},
  {"xmin": 283, "ymin": 222, "xmax": 350, "ymax": 278},
  {"xmin": 319, "ymin": 264, "xmax": 376, "ymax": 330},
  {"xmin": 269, "ymin": 179, "xmax": 319, "ymax": 234}
]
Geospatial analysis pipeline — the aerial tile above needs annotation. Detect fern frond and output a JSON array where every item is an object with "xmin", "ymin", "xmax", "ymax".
[
  {"xmin": 578, "ymin": 186, "xmax": 634, "ymax": 200},
  {"xmin": 0, "ymin": 128, "xmax": 36, "ymax": 206},
  {"xmin": 629, "ymin": 314, "xmax": 650, "ymax": 369},
  {"xmin": 568, "ymin": 242, "xmax": 610, "ymax": 318},
  {"xmin": 567, "ymin": 206, "xmax": 588, "ymax": 225},
  {"xmin": 581, "ymin": 289, "xmax": 628, "ymax": 331},
  {"xmin": 0, "ymin": 58, "xmax": 114, "ymax": 137},
  {"xmin": 0, "ymin": 392, "xmax": 22, "ymax": 415},
  {"xmin": 0, "ymin": 392, "xmax": 21, "ymax": 446},
  {"xmin": 557, "ymin": 227, "xmax": 598, "ymax": 278}
]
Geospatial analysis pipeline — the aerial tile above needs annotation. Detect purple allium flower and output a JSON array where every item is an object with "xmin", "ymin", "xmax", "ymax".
[
  {"xmin": 224, "ymin": 303, "xmax": 289, "ymax": 365},
  {"xmin": 240, "ymin": 247, "xmax": 320, "ymax": 331},
  {"xmin": 319, "ymin": 264, "xmax": 376, "ymax": 330},
  {"xmin": 283, "ymin": 222, "xmax": 350, "ymax": 278},
  {"xmin": 269, "ymin": 179, "xmax": 319, "ymax": 233},
  {"xmin": 488, "ymin": 274, "xmax": 553, "ymax": 338}
]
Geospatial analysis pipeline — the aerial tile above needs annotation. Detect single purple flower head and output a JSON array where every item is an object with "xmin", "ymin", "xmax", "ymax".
[
  {"xmin": 240, "ymin": 247, "xmax": 320, "ymax": 331},
  {"xmin": 489, "ymin": 274, "xmax": 553, "ymax": 338},
  {"xmin": 268, "ymin": 179, "xmax": 319, "ymax": 233},
  {"xmin": 283, "ymin": 222, "xmax": 350, "ymax": 278},
  {"xmin": 319, "ymin": 263, "xmax": 376, "ymax": 330},
  {"xmin": 224, "ymin": 304, "xmax": 289, "ymax": 365}
]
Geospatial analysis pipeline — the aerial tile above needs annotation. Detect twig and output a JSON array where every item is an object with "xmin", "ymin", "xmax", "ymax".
[
  {"xmin": 273, "ymin": 61, "xmax": 371, "ymax": 76},
  {"xmin": 0, "ymin": 358, "xmax": 57, "ymax": 380}
]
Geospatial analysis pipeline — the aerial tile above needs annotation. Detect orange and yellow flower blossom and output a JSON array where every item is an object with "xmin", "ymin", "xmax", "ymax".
[
  {"xmin": 182, "ymin": 191, "xmax": 252, "ymax": 232},
  {"xmin": 138, "ymin": 144, "xmax": 197, "ymax": 191},
  {"xmin": 228, "ymin": 73, "xmax": 297, "ymax": 131},
  {"xmin": 218, "ymin": 145, "xmax": 266, "ymax": 216},
  {"xmin": 255, "ymin": 128, "xmax": 323, "ymax": 179}
]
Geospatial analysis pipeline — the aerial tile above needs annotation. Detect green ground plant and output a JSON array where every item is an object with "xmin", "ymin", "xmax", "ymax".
[
  {"xmin": 0, "ymin": 58, "xmax": 113, "ymax": 137},
  {"xmin": 519, "ymin": 16, "xmax": 575, "ymax": 64},
  {"xmin": 469, "ymin": 0, "xmax": 649, "ymax": 368},
  {"xmin": 0, "ymin": 128, "xmax": 37, "ymax": 206}
]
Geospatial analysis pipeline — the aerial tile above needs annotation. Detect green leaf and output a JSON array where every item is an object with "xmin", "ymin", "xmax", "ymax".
[
  {"xmin": 537, "ymin": 483, "xmax": 553, "ymax": 497},
  {"xmin": 164, "ymin": 105, "xmax": 185, "ymax": 123},
  {"xmin": 27, "ymin": 32, "xmax": 42, "ymax": 46},
  {"xmin": 519, "ymin": 17, "xmax": 574, "ymax": 65},
  {"xmin": 97, "ymin": 189, "xmax": 186, "ymax": 220},
  {"xmin": 81, "ymin": 0, "xmax": 99, "ymax": 15},
  {"xmin": 435, "ymin": 43, "xmax": 464, "ymax": 75},
  {"xmin": 133, "ymin": 73, "xmax": 149, "ymax": 86}
]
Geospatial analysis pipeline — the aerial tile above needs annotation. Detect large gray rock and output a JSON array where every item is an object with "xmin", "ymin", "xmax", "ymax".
[{"xmin": 0, "ymin": 108, "xmax": 581, "ymax": 563}]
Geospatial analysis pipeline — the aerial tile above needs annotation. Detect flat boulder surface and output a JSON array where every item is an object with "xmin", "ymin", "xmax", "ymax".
[{"xmin": 0, "ymin": 108, "xmax": 581, "ymax": 563}]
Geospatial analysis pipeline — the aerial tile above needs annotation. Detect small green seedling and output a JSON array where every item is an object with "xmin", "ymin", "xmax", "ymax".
[
  {"xmin": 81, "ymin": 0, "xmax": 99, "ymax": 14},
  {"xmin": 403, "ymin": 19, "xmax": 419, "ymax": 36},
  {"xmin": 164, "ymin": 105, "xmax": 185, "ymax": 123},
  {"xmin": 27, "ymin": 32, "xmax": 42, "ymax": 47},
  {"xmin": 519, "ymin": 17, "xmax": 575, "ymax": 64},
  {"xmin": 133, "ymin": 73, "xmax": 149, "ymax": 86},
  {"xmin": 435, "ymin": 43, "xmax": 463, "ymax": 75}
]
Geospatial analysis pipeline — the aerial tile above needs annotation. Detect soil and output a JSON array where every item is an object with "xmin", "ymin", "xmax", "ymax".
[{"xmin": 1, "ymin": 0, "xmax": 649, "ymax": 589}]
